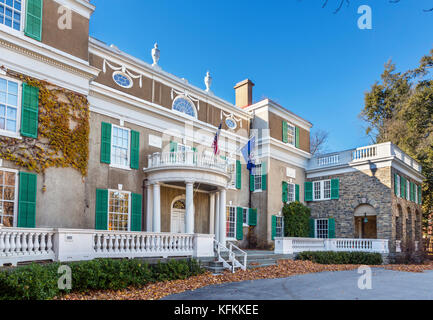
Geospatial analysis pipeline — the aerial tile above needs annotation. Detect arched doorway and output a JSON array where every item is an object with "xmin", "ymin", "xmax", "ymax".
[
  {"xmin": 354, "ymin": 204, "xmax": 377, "ymax": 239},
  {"xmin": 171, "ymin": 196, "xmax": 186, "ymax": 233}
]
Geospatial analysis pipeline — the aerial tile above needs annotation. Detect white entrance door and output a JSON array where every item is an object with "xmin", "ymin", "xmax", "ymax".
[{"xmin": 171, "ymin": 209, "xmax": 186, "ymax": 233}]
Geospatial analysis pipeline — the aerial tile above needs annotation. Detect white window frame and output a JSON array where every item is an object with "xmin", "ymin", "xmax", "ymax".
[
  {"xmin": 0, "ymin": 168, "xmax": 18, "ymax": 227},
  {"xmin": 227, "ymin": 157, "xmax": 236, "ymax": 189},
  {"xmin": 253, "ymin": 163, "xmax": 262, "ymax": 193},
  {"xmin": 110, "ymin": 124, "xmax": 131, "ymax": 170},
  {"xmin": 171, "ymin": 95, "xmax": 198, "ymax": 119},
  {"xmin": 226, "ymin": 205, "xmax": 237, "ymax": 240},
  {"xmin": 0, "ymin": 0, "xmax": 26, "ymax": 34},
  {"xmin": 0, "ymin": 75, "xmax": 22, "ymax": 139},
  {"xmin": 286, "ymin": 122, "xmax": 295, "ymax": 146},
  {"xmin": 287, "ymin": 182, "xmax": 295, "ymax": 203},
  {"xmin": 107, "ymin": 189, "xmax": 131, "ymax": 232},
  {"xmin": 275, "ymin": 215, "xmax": 284, "ymax": 238},
  {"xmin": 312, "ymin": 180, "xmax": 332, "ymax": 201},
  {"xmin": 315, "ymin": 219, "xmax": 329, "ymax": 239},
  {"xmin": 242, "ymin": 207, "xmax": 249, "ymax": 227}
]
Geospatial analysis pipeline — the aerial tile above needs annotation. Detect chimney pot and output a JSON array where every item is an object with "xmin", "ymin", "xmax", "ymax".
[{"xmin": 234, "ymin": 79, "xmax": 254, "ymax": 108}]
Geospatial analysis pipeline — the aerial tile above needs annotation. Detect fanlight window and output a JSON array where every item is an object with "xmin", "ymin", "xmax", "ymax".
[
  {"xmin": 172, "ymin": 97, "xmax": 196, "ymax": 118},
  {"xmin": 173, "ymin": 199, "xmax": 186, "ymax": 209},
  {"xmin": 113, "ymin": 71, "xmax": 133, "ymax": 88}
]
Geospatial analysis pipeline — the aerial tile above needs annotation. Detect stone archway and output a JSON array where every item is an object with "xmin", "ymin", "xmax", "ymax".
[{"xmin": 354, "ymin": 204, "xmax": 377, "ymax": 239}]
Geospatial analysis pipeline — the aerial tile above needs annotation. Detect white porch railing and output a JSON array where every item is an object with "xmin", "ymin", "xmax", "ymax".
[
  {"xmin": 275, "ymin": 237, "xmax": 389, "ymax": 255},
  {"xmin": 147, "ymin": 152, "xmax": 230, "ymax": 174},
  {"xmin": 214, "ymin": 240, "xmax": 247, "ymax": 272},
  {"xmin": 0, "ymin": 228, "xmax": 56, "ymax": 266},
  {"xmin": 308, "ymin": 142, "xmax": 422, "ymax": 173},
  {"xmin": 93, "ymin": 231, "xmax": 194, "ymax": 259},
  {"xmin": 0, "ymin": 227, "xmax": 214, "ymax": 267}
]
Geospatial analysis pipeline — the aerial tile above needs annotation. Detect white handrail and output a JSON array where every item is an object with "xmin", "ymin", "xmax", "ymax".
[{"xmin": 229, "ymin": 242, "xmax": 247, "ymax": 271}]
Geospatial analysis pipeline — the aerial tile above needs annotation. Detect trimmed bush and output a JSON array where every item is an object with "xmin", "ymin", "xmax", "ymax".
[
  {"xmin": 297, "ymin": 251, "xmax": 383, "ymax": 265},
  {"xmin": 0, "ymin": 258, "xmax": 204, "ymax": 300},
  {"xmin": 282, "ymin": 201, "xmax": 311, "ymax": 237}
]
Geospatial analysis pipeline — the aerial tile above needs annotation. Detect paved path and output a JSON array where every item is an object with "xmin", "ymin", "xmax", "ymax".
[{"xmin": 163, "ymin": 269, "xmax": 433, "ymax": 300}]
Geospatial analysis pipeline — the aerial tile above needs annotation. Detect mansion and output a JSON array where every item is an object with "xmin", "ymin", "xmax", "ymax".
[{"xmin": 0, "ymin": 0, "xmax": 424, "ymax": 266}]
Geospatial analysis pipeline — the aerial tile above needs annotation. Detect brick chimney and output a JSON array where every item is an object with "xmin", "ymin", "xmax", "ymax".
[{"xmin": 234, "ymin": 79, "xmax": 254, "ymax": 108}]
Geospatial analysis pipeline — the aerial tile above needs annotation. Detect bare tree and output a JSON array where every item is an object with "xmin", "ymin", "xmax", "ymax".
[{"xmin": 310, "ymin": 129, "xmax": 330, "ymax": 156}]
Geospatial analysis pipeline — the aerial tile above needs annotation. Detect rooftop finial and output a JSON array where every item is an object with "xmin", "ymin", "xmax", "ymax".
[
  {"xmin": 204, "ymin": 71, "xmax": 212, "ymax": 93},
  {"xmin": 151, "ymin": 43, "xmax": 160, "ymax": 67}
]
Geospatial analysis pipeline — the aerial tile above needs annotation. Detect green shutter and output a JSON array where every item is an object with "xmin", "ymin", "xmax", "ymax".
[
  {"xmin": 418, "ymin": 185, "xmax": 422, "ymax": 205},
  {"xmin": 328, "ymin": 218, "xmax": 336, "ymax": 238},
  {"xmin": 411, "ymin": 182, "xmax": 415, "ymax": 202},
  {"xmin": 236, "ymin": 207, "xmax": 243, "ymax": 240},
  {"xmin": 100, "ymin": 122, "xmax": 111, "ymax": 164},
  {"xmin": 394, "ymin": 174, "xmax": 398, "ymax": 196},
  {"xmin": 20, "ymin": 83, "xmax": 39, "ymax": 138},
  {"xmin": 130, "ymin": 130, "xmax": 140, "ymax": 170},
  {"xmin": 305, "ymin": 182, "xmax": 313, "ymax": 202},
  {"xmin": 261, "ymin": 162, "xmax": 267, "ymax": 191},
  {"xmin": 25, "ymin": 0, "xmax": 43, "ymax": 41},
  {"xmin": 271, "ymin": 215, "xmax": 277, "ymax": 240},
  {"xmin": 249, "ymin": 174, "xmax": 254, "ymax": 192},
  {"xmin": 282, "ymin": 181, "xmax": 288, "ymax": 203},
  {"xmin": 309, "ymin": 218, "xmax": 315, "ymax": 238},
  {"xmin": 331, "ymin": 179, "xmax": 340, "ymax": 200},
  {"xmin": 282, "ymin": 121, "xmax": 288, "ymax": 143},
  {"xmin": 17, "ymin": 172, "xmax": 37, "ymax": 228},
  {"xmin": 169, "ymin": 141, "xmax": 178, "ymax": 152},
  {"xmin": 95, "ymin": 189, "xmax": 108, "ymax": 230},
  {"xmin": 236, "ymin": 160, "xmax": 242, "ymax": 189},
  {"xmin": 400, "ymin": 177, "xmax": 405, "ymax": 199},
  {"xmin": 295, "ymin": 184, "xmax": 300, "ymax": 202},
  {"xmin": 131, "ymin": 193, "xmax": 142, "ymax": 231},
  {"xmin": 295, "ymin": 127, "xmax": 300, "ymax": 148},
  {"xmin": 248, "ymin": 208, "xmax": 257, "ymax": 226}
]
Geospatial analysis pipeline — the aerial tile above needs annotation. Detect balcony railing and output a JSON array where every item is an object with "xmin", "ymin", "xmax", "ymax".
[
  {"xmin": 147, "ymin": 151, "xmax": 230, "ymax": 174},
  {"xmin": 308, "ymin": 142, "xmax": 422, "ymax": 173}
]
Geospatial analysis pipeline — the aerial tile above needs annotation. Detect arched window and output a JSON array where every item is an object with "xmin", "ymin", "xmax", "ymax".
[{"xmin": 172, "ymin": 96, "xmax": 197, "ymax": 118}]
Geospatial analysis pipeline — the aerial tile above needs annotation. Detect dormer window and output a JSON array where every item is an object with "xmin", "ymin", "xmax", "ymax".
[
  {"xmin": 172, "ymin": 96, "xmax": 197, "ymax": 118},
  {"xmin": 1, "ymin": 0, "xmax": 22, "ymax": 31},
  {"xmin": 112, "ymin": 71, "xmax": 133, "ymax": 89}
]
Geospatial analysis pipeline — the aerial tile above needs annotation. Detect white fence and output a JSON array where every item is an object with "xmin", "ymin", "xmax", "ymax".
[
  {"xmin": 0, "ymin": 227, "xmax": 214, "ymax": 267},
  {"xmin": 147, "ymin": 152, "xmax": 229, "ymax": 173},
  {"xmin": 275, "ymin": 237, "xmax": 389, "ymax": 255}
]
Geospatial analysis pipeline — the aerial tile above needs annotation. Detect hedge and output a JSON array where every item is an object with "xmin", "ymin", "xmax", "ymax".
[
  {"xmin": 297, "ymin": 251, "xmax": 383, "ymax": 265},
  {"xmin": 0, "ymin": 258, "xmax": 204, "ymax": 300},
  {"xmin": 282, "ymin": 201, "xmax": 311, "ymax": 237}
]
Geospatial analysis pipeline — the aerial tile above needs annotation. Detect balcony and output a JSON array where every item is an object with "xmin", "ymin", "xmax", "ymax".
[{"xmin": 307, "ymin": 142, "xmax": 422, "ymax": 173}]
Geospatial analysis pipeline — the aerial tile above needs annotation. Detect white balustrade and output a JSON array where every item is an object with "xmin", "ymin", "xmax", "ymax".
[
  {"xmin": 317, "ymin": 154, "xmax": 340, "ymax": 167},
  {"xmin": 275, "ymin": 237, "xmax": 389, "ymax": 255},
  {"xmin": 0, "ymin": 228, "xmax": 55, "ymax": 266},
  {"xmin": 147, "ymin": 152, "xmax": 229, "ymax": 174}
]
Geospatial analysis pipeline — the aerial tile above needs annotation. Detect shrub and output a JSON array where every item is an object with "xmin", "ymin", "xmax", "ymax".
[
  {"xmin": 282, "ymin": 201, "xmax": 311, "ymax": 237},
  {"xmin": 297, "ymin": 251, "xmax": 383, "ymax": 265},
  {"xmin": 0, "ymin": 258, "xmax": 205, "ymax": 300}
]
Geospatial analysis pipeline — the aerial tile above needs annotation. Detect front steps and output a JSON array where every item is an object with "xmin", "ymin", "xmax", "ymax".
[{"xmin": 199, "ymin": 251, "xmax": 294, "ymax": 273}]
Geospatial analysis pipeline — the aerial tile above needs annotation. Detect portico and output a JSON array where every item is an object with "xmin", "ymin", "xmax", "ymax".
[{"xmin": 144, "ymin": 151, "xmax": 231, "ymax": 245}]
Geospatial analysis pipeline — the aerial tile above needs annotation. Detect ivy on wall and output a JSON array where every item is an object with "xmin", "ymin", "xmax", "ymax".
[{"xmin": 0, "ymin": 69, "xmax": 90, "ymax": 176}]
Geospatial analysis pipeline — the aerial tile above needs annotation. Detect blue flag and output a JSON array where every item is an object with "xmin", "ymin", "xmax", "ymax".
[{"xmin": 241, "ymin": 136, "xmax": 256, "ymax": 173}]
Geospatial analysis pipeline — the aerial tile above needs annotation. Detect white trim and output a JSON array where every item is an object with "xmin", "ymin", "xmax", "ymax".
[
  {"xmin": 107, "ymin": 189, "xmax": 131, "ymax": 232},
  {"xmin": 312, "ymin": 179, "xmax": 331, "ymax": 202},
  {"xmin": 110, "ymin": 124, "xmax": 131, "ymax": 170},
  {"xmin": 0, "ymin": 167, "xmax": 19, "ymax": 228},
  {"xmin": 0, "ymin": 75, "xmax": 22, "ymax": 138},
  {"xmin": 226, "ymin": 205, "xmax": 237, "ymax": 239},
  {"xmin": 172, "ymin": 95, "xmax": 198, "ymax": 119}
]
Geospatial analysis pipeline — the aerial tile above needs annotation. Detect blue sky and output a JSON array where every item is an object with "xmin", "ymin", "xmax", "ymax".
[{"xmin": 89, "ymin": 0, "xmax": 433, "ymax": 152}]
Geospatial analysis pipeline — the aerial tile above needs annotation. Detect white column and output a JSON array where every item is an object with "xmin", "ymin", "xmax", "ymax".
[
  {"xmin": 214, "ymin": 192, "xmax": 220, "ymax": 242},
  {"xmin": 209, "ymin": 193, "xmax": 215, "ymax": 235},
  {"xmin": 152, "ymin": 183, "xmax": 161, "ymax": 232},
  {"xmin": 185, "ymin": 180, "xmax": 195, "ymax": 234},
  {"xmin": 146, "ymin": 183, "xmax": 153, "ymax": 231},
  {"xmin": 219, "ymin": 189, "xmax": 227, "ymax": 245}
]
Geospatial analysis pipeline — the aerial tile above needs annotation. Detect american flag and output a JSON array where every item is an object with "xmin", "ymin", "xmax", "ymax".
[{"xmin": 212, "ymin": 123, "xmax": 222, "ymax": 155}]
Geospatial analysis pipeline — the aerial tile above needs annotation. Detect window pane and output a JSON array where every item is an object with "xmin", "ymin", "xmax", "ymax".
[
  {"xmin": 108, "ymin": 191, "xmax": 130, "ymax": 231},
  {"xmin": 0, "ymin": 170, "xmax": 16, "ymax": 227}
]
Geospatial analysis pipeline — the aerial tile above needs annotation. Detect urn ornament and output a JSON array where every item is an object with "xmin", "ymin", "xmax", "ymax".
[
  {"xmin": 204, "ymin": 71, "xmax": 212, "ymax": 92},
  {"xmin": 152, "ymin": 43, "xmax": 160, "ymax": 66}
]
